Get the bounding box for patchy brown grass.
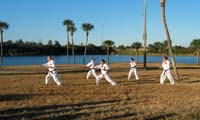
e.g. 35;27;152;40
0;63;200;120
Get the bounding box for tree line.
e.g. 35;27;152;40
1;38;200;57
117;39;200;55
2;39;108;56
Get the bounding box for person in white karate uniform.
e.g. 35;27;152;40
94;59;117;86
86;58;97;79
160;56;175;85
41;56;61;86
128;58;139;80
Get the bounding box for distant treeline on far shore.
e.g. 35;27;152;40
1;39;200;56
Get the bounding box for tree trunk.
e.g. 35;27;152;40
0;29;3;69
197;48;199;64
136;49;139;63
161;0;180;80
71;35;76;65
67;31;69;64
83;32;88;64
107;46;110;64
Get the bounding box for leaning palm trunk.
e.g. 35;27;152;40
71;35;76;65
0;29;3;69
197;48;200;64
161;0;180;80
83;33;88;64
66;31;69;64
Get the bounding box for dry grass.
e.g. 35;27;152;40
0;63;200;120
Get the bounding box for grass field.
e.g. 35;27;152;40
0;63;200;120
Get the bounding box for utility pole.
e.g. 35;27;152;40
143;0;147;70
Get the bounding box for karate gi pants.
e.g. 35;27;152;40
86;69;97;79
96;73;117;86
45;71;61;86
160;70;175;85
128;68;139;80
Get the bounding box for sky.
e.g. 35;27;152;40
0;0;200;47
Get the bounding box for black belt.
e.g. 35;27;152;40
131;66;136;68
164;69;170;72
49;69;56;73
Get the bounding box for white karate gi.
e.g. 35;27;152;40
86;60;97;79
42;60;61;86
160;60;175;85
95;63;117;86
128;61;139;80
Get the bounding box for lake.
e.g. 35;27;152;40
1;55;198;66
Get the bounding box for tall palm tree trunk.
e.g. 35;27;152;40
0;29;3;69
136;49;139;63
83;33;88;64
71;35;76;65
107;46;110;64
161;0;180;80
67;32;69;64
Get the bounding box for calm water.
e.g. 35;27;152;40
2;55;198;66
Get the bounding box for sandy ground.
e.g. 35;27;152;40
0;63;200;120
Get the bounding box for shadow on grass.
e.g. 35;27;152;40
115;75;128;80
0;93;41;102
117;80;159;85
73;80;114;86
0;99;121;120
144;113;176;120
102;113;136;120
181;80;200;83
72;82;96;86
139;66;200;70
0;69;87;76
37;109;122;120
136;80;159;84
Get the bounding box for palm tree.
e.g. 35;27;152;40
160;0;180;80
190;39;200;64
132;42;142;63
81;23;94;64
69;23;77;65
0;21;9;69
63;19;73;64
103;40;114;64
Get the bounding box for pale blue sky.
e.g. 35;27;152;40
0;0;200;47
